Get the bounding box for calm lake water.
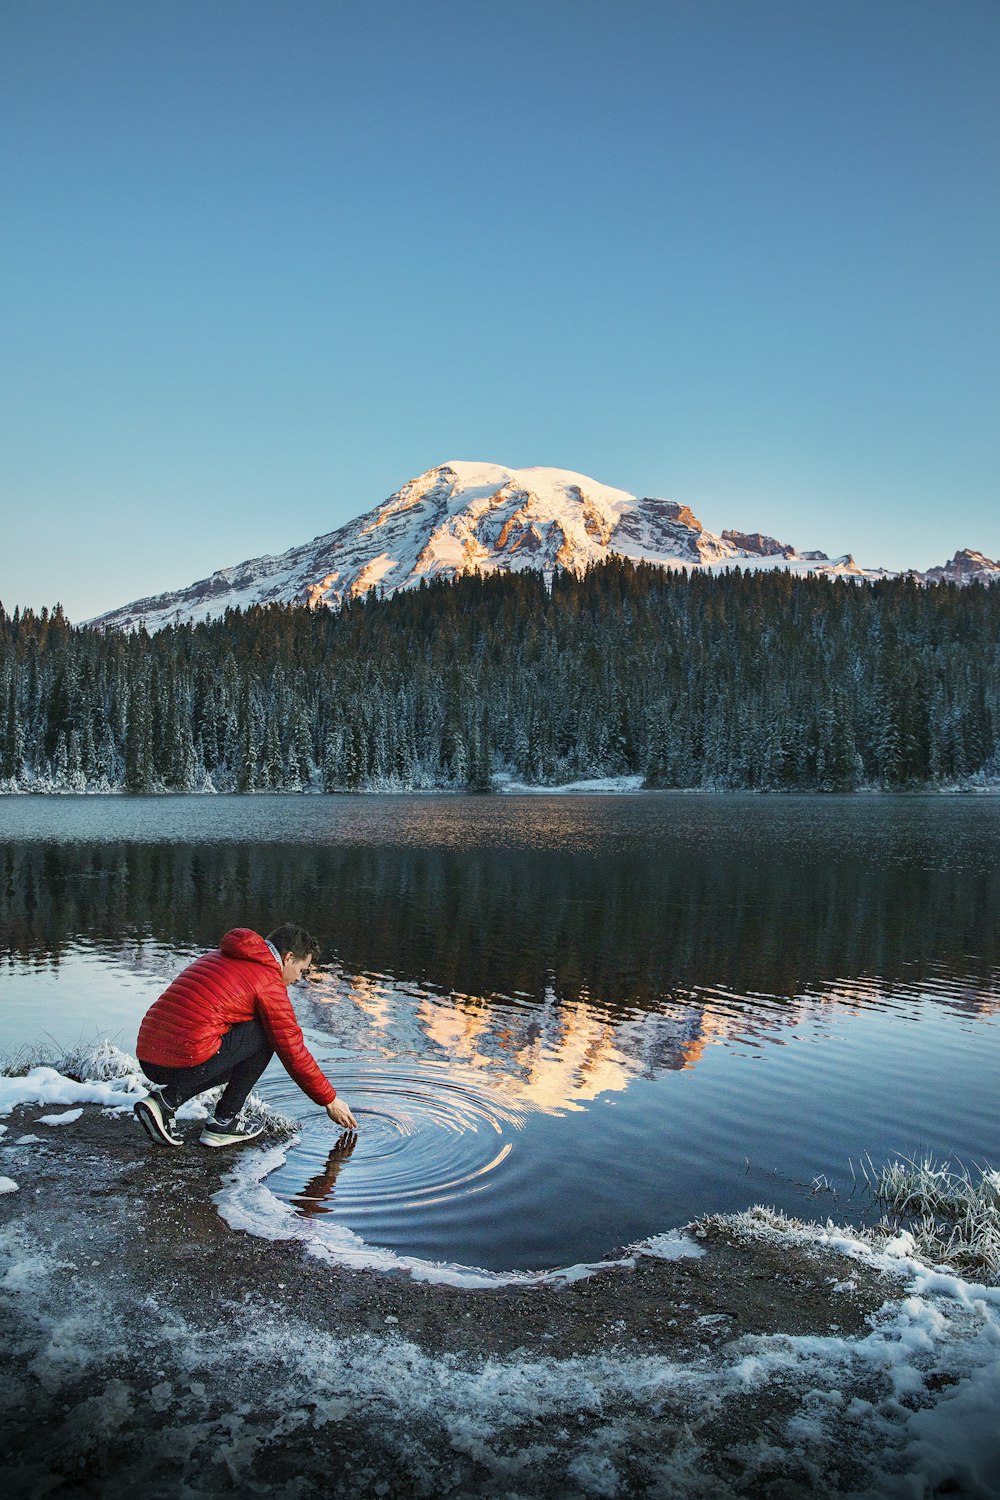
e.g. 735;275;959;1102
3;792;999;1271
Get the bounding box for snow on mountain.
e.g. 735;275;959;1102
921;548;1000;586
84;462;995;631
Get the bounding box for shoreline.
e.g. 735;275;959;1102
3;1100;998;1497
3;780;1000;798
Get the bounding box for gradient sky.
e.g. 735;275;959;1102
2;0;998;621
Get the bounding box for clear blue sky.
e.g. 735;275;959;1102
2;0;998;621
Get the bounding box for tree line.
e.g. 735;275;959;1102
8;831;1000;1006
2;559;999;794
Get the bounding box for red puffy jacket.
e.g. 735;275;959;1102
136;928;336;1107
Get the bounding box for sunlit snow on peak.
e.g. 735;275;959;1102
85;460;998;632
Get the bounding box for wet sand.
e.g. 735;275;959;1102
0;1104;961;1498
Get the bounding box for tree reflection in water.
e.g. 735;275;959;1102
4;827;1000;1016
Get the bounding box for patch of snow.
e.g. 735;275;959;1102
0;1066;144;1117
883;1227;919;1258
175;1095;213;1121
636;1229;707;1261
0;1061;298;1149
543;1257;638;1286
495;774;646;795
0;1176;19;1194
347;552;399;598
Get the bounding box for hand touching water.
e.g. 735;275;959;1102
326;1098;358;1130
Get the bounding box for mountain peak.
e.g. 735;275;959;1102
85;463;998;631
923;549;1000;584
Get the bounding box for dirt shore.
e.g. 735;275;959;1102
0;1104;973;1498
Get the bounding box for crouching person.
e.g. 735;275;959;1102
134;922;357;1148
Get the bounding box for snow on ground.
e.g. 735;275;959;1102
36;1108;85;1126
641;1229;708;1261
495;774;646;795
0;1057;294;1132
0;1065;142;1116
3;1162;1000;1496
3;1070;1000;1495
0;1177;18;1194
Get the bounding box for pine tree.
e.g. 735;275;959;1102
2;677;23;781
124;683;154;793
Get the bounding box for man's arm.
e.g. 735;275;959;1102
255;980;338;1107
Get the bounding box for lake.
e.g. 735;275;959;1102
2;792;999;1272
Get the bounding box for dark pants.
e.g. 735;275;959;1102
140;1019;273;1120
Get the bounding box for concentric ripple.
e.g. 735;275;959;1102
258;1058;525;1227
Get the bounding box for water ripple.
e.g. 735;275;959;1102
260;1060;524;1222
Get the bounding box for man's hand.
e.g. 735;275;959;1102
326;1098;358;1131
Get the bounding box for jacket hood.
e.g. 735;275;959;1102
220;928;278;967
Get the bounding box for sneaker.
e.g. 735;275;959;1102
134;1090;183;1148
198;1116;265;1149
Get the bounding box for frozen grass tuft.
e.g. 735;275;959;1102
237;1090;300;1142
701;1204;835;1239
702;1167;1000;1283
57;1039;145;1084
857;1152;1000;1279
0;1036;142;1082
0;1040;67;1077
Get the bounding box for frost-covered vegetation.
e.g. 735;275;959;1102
734;1158;1000;1283
0;1041;299;1140
0;1036;142;1082
2;560;1000;793
858;1152;1000;1278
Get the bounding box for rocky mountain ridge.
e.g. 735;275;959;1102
87;461;1000;631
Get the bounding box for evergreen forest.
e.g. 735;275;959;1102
2;560;999;795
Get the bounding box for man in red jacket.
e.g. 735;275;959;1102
133;923;357;1148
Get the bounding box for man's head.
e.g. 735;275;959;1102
267;922;319;987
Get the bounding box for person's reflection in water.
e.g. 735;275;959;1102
290;1131;359;1218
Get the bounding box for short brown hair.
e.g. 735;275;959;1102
267;923;319;962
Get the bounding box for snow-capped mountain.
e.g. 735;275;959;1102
86;461;999;631
920;549;1000;586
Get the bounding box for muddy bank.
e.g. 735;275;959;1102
0;1104;989;1498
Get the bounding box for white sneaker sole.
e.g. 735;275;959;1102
198;1124;265;1148
134;1098;183;1148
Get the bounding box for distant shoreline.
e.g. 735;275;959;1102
4;779;1000;798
